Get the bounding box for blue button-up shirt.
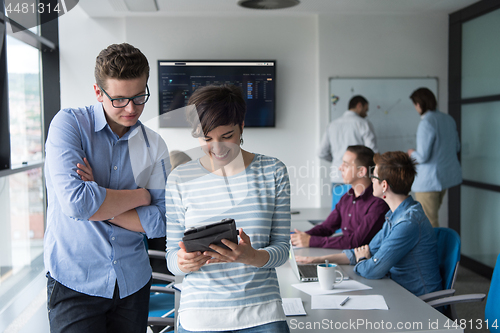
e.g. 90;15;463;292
344;196;442;296
44;103;169;299
411;110;462;192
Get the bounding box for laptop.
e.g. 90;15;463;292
289;244;319;282
289;243;349;282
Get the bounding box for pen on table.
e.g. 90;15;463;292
340;297;350;306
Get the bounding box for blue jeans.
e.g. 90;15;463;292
177;320;290;333
46;272;151;333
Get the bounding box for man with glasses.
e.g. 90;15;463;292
291;145;388;249
44;43;169;332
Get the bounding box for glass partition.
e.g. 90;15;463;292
461;101;500;186
461;185;500;268
461;8;500;99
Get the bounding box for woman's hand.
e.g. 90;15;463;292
76;157;94;182
205;228;270;267
177;241;212;273
354;244;371;262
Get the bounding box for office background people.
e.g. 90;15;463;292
291;145;388;249
44;43;169;332
318;95;378;209
166;85;291;333
407;87;462;227
297;151;442;297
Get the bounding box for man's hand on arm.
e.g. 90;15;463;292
77;158;151;232
291;229;311;248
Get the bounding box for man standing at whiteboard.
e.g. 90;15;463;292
318;95;378;209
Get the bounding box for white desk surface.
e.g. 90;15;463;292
174;211;462;333
281;219;463;333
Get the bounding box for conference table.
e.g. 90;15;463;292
283;208;463;333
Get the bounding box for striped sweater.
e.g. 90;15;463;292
166;154;290;329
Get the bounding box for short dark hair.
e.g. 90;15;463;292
187;85;246;137
95;43;149;89
348;95;368;110
346;145;375;172
410;88;437;114
373;151;417;195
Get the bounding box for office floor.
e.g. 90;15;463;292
3;266;490;333
454;266;491;333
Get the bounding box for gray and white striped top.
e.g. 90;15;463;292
166;154;291;330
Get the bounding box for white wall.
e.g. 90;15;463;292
59;8;452;225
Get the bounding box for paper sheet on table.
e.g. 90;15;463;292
282;298;307;316
311;295;388;310
291;280;372;295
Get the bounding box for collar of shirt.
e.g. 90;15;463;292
344;110;361;119
93;102;142;140
385;196;416;225
346;183;374;201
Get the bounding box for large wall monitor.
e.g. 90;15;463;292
158;61;276;128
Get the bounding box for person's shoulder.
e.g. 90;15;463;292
167;159;202;184
51;105;95;128
253;153;285;167
251;154;288;176
398;201;428;226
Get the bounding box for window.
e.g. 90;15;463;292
7;34;43;166
0;0;60;323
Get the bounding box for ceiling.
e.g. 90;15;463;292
79;0;480;18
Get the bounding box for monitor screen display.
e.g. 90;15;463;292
158;61;276;128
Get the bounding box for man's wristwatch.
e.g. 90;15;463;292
357;257;367;263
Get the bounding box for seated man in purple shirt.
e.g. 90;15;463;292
291;145;389;249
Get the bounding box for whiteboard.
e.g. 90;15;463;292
329;77;438;153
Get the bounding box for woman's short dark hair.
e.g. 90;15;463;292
187;85;246;137
373;151;417;195
410;88;437;114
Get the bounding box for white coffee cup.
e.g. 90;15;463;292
317;263;344;290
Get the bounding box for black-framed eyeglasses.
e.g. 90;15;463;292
99;85;150;108
370;175;383;182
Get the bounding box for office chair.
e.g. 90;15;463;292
144;237;177;333
419;228;461;302
485;254;500;332
419;228;485;319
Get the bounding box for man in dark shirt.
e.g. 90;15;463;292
291;145;389;249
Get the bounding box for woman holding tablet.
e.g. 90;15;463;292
297;151;442;297
166;85;291;332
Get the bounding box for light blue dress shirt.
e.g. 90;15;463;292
44;102;169;299
344;196;442;296
411;110;462;192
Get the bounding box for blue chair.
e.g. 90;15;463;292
419;228;461;302
420;228;485;319
147;249;176;333
143;237;177;333
419;228;461;319
485;254;500;332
